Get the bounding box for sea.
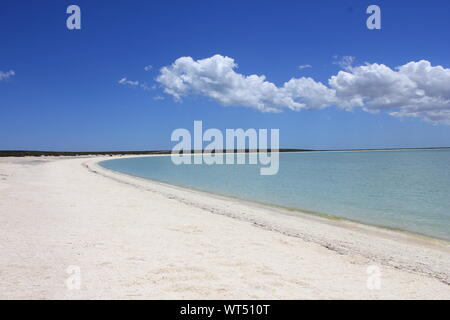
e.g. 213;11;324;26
100;149;450;241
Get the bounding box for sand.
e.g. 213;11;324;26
0;155;449;299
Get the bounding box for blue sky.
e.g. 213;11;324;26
1;0;450;151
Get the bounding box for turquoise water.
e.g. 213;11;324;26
100;150;450;241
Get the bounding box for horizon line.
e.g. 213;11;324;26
1;147;450;157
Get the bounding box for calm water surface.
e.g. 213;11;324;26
100;150;450;241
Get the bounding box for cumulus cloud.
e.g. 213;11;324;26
329;60;450;123
0;70;15;81
156;55;450;124
144;65;153;71
156;55;316;112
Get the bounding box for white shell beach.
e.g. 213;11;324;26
0;155;449;299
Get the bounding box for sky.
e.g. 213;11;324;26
1;0;450;151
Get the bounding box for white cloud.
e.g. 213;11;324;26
283;77;336;109
144;65;153;71
139;82;155;91
156;55;316;112
156;55;450;124
329;60;450;123
333;55;355;71
298;64;312;70
118;76;156;92
118;77;139;86
0;70;15;81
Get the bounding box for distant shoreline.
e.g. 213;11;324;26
1;147;449;157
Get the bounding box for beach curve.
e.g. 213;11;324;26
0;155;449;299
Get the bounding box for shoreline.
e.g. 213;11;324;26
1;155;449;299
91;156;450;284
98;155;450;244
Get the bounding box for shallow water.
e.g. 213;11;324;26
100;150;450;241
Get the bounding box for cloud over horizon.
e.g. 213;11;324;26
155;55;450;124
